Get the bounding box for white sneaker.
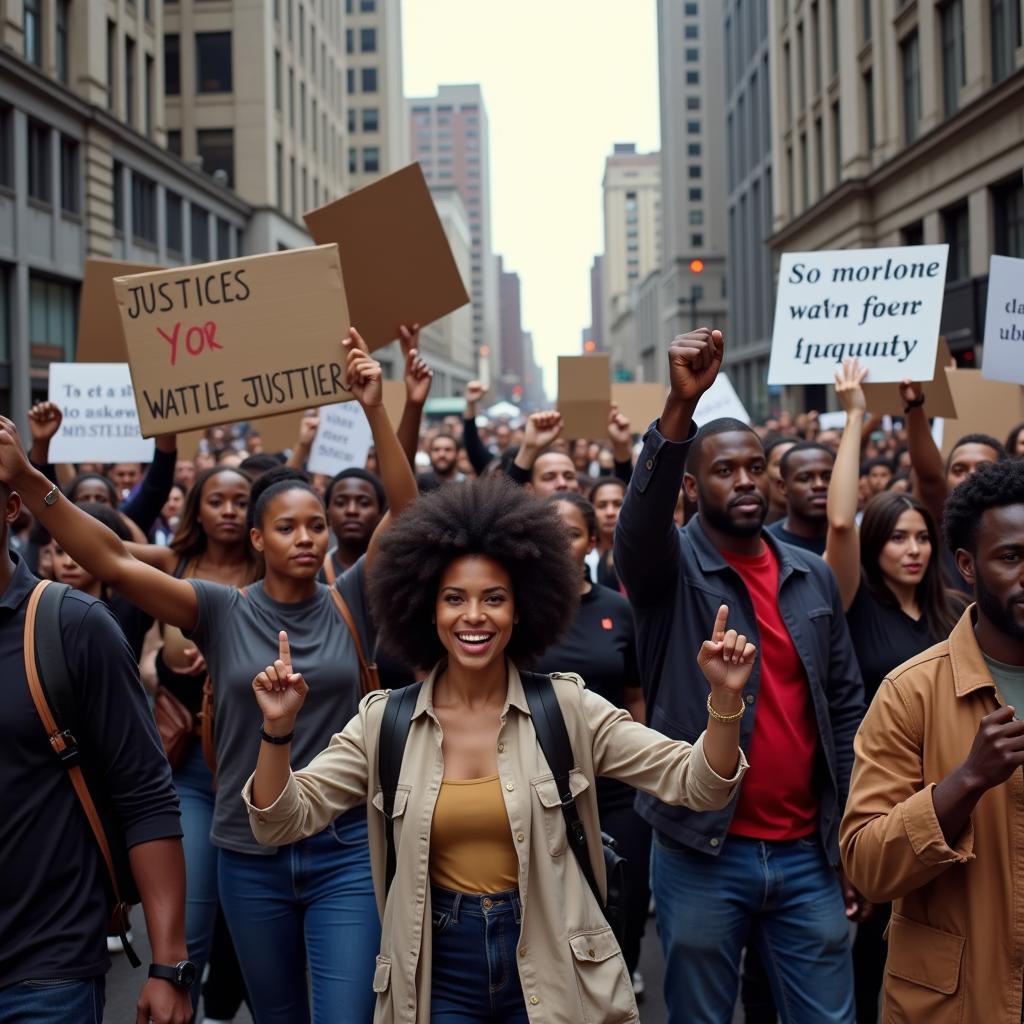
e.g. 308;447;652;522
632;970;645;1001
106;929;134;953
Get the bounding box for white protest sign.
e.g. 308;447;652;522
767;245;948;386
817;410;847;431
306;402;373;476
48;363;155;463
982;255;1024;385
694;372;750;424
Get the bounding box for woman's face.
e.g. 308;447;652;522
161;486;185;523
554;501;594;570
591;482;625;542
198;471;250;545
252;488;329;577
36;541;55;580
328;479;382;549
1014;430;1024;458
879;508;932;591
72;479;113;507
53;542;97;593
435;555;515;674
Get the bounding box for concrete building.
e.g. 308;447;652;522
588;253;605;352
498;255;525;400
0;0;248;423
724;0;774;419
601;143;661;379
767;0;1024;410
344;0;406;191
409;84;499;378
647;0;729;386
520;329;546;408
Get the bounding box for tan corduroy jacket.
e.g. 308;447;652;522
243;663;746;1024
840;608;1024;1024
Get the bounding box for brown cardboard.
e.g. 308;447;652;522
558;354;611;438
175;410;305;460
114;245;353;437
611;383;667;431
380;379;406;431
861;339;958;418
939;370;1024;458
303;164;470;353
77;258;164;362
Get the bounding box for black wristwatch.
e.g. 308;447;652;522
148;960;197;990
903;394;926;414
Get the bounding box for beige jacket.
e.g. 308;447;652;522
244;663;746;1023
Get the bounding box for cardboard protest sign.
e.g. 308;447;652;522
939;370;1024;458
861;339;958;418
767;245;948;386
381;379;406;430
47;363;155;463
114;245;352;436
306;403;374;476
558;355;611;439
304;164;470;352
175;410;305;460
694;372;750;425
982;255;1024;385
77;258;163;362
610;383;666;431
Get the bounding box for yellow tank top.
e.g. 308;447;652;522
429;775;520;894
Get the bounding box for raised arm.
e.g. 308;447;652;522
508;412;564;486
462;380;493;476
120;434;178;534
285;410;321;470
394;325;430;469
899;379;947;529
607;403;634;485
0;417;198;631
824;358;867;611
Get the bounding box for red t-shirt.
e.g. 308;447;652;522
722;543;819;840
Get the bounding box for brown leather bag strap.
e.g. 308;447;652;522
328;587;379;696
22;581;126;909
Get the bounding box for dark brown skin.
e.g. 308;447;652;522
778;449;833;538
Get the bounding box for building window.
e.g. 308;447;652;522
298;3;304;57
796;22;806;110
197;129;234;188
125;37;135;126
941;1;965;117
993;177;1024;258
348;148;357;174
59;136;79;214
800;131;809;208
862;0;872;40
686;96;700;110
863;69;875;150
56;0;70;83
107;20;116;110
684;2;698;13
901;220;925;247
689;210;704;225
312;98;317;152
691;233;704;247
0;106;12;188
196;32;232;93
348;107;356;133
301;167;307;208
686;119;700;134
166;191;183;255
829;0;839;77
190;206;210;261
287;0;293;41
360;0;376;10
902;31;921;144
24;0;42;66
688;165;702;179
831;101;841;182
131;173;157;245
276;143;284;209
27;121;51;204
289;68;294;125
345;28;353;54
145;55;154;136
289;155;296;216
688;142;702;156
361;27;377;52
29;275;77;365
686;70;699;84
363;147;380;173
942;203;969;282
811;3;821;94
814;118;825;198
217;218;231;259
165;35;180;95
167;130;181;156
361;67;378;93
991;0;1021;84
685;25;698;39
685;48;699;62
274;49;282;110
361;107;379;132
346;68;355;94
112;160;124;232
689;188;702;201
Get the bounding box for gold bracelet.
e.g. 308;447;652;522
707;691;745;724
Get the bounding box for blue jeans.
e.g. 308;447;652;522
217;809;379;1024
430;885;529;1023
651;832;854;1024
0;977;104;1023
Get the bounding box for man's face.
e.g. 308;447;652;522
109;463;141;492
780;450;833;524
964;505;1024;644
947;443;1001;491
867;464;893;494
571;439;590;471
766;442;796;516
429;437;458;476
495;425;511;451
529;453;579;497
685;431;769;538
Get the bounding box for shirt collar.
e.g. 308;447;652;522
412;659;532;720
949;605;999;698
686;515;811;578
0;551;38;614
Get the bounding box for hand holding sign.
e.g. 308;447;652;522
344;329;383;408
252;630;309;730
698;605;758;697
668;328;725;404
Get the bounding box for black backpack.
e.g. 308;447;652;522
377;671;628;943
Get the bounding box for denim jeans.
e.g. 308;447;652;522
650;832;854;1024
430;885;530;1023
0;977;104;1023
217;808;379;1024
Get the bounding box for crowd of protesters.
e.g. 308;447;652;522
1;323;1023;1024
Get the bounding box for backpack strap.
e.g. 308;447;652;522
23;580;140;967
328;586;380;695
378;682;423;895
520;670;603;908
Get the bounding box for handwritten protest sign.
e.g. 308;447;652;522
558;355;611;438
982;255;1024;386
114;246;352;436
767;245;948;386
77;258;163;362
306;403;374;476
48;363;155;463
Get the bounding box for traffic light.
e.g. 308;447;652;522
689;258;705;274
583;339;596;353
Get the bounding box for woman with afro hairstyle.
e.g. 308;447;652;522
245;475;751;1024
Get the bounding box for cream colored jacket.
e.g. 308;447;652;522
243;663;747;1023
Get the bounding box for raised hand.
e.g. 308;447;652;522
397;323;422;360
523;411;564;451
0;416;34;485
343;328;383;408
607;403;632;447
465;379;488;410
698;604;757;696
297;409;321;447
28;402;63;443
668;328;725;403
404;347;434;406
834;357;868;415
898;379;923;409
252;630;309;730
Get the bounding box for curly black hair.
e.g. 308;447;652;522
943;459;1024;554
367;476;580;669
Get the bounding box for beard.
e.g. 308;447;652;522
699;488;767;538
975;572;1024;643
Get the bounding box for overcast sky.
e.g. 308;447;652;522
402;1;661;399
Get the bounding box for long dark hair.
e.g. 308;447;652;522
859;491;961;639
170;466;263;580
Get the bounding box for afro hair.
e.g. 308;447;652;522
943;459;1024;555
367;476;580;669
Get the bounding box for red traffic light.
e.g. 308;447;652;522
689;259;705;273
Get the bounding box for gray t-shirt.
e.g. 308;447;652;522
984;653;1024;716
186;558;371;854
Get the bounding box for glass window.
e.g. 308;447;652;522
360;27;376;52
862;0;872;40
348;147;357;174
685;48;699;62
165;35;180;95
190;206;210;261
686;70;699;84
29;275;77;365
113;160;124;232
274;49;282;110
298;3;304;57
361;107;379;132
60;136;79;214
361;67;377;92
689;210;704;225
829;0;839;77
131;173;157;244
167;130;181;156
942;203;970;281
125;37;135;126
363;147;380;173
991;0;1022;83
347;107;356;133
217;218;231;259
166;191;183;254
687;96;700;110
688;142;702;156
107;20;116;110
863;69;875;150
901;220;924;247
832;101;841;182
941;0;966;117
196;32;232;93
24;0;41;66
360;0;375;10
902;31;921;144
289;68;294;125
686;119;700;134
689;188;702;201
300;82;306;138
691;233;704;247
27;120;50;204
688;165;702;179
197;129;234;188
685;2;698;13
346;29;354;55
685;25;698;39
276;143;284;209
56;0;70;83
993;177;1024;258
811;3;821;94
346;68;354;94
797;23;806;109
815;118;825;198
0;106;13;188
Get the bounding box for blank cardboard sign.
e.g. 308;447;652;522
558;355;611;438
114;245;352;436
861;339;958;419
611;383;666;431
939;370;1024;458
77;258;164;362
175;410;305;460
304;164;470;352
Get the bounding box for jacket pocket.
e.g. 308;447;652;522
568;927;637;1023
530;769;591;857
371;955;392;994
884;914;965;1022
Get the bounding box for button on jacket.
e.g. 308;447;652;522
614;420;865;865
841;608;1024;1024
243;663;746;1023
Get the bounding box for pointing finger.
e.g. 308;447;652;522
711;604;729;642
279;630;291;666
